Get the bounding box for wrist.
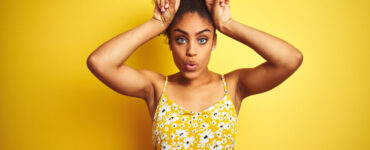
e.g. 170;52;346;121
218;19;234;34
149;18;168;35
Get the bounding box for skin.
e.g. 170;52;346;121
86;0;303;121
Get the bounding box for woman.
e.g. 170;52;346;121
87;0;303;149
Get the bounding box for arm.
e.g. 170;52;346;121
221;19;303;99
86;0;180;100
87;19;165;99
207;0;303;99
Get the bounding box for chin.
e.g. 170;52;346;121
180;70;199;80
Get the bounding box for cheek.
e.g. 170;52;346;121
172;51;184;68
201;53;212;64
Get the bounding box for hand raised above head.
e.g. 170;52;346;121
152;0;181;27
205;0;232;31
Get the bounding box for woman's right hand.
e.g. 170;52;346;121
152;0;180;28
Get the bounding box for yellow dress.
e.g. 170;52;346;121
152;74;238;150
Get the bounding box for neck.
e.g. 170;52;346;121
174;69;217;87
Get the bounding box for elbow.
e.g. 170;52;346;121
87;54;102;73
292;50;303;69
284;50;303;70
87;54;117;74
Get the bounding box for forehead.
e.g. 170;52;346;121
170;12;214;35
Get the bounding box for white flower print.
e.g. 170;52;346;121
225;100;232;110
211;120;217;125
181;117;187;122
228;116;234;122
152;83;238;149
217;122;225;131
200;122;209;129
165;113;179;125
161;133;167;140
222;138;227;144
221;111;227;117
161;141;172;150
192;129;197;134
161;97;167;103
172;105;178;111
170;133;175;140
211;111;220;120
224;122;230;130
184;136;195;149
211;140;223;150
158;103;171;120
174;140;183;149
199;129;214;146
227;134;231;138
176;129;189;138
215;130;222;138
171;141;176;146
231;142;236;148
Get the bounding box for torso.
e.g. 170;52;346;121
145;71;242;122
150;72;241;149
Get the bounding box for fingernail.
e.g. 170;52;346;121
161;7;165;12
165;3;169;8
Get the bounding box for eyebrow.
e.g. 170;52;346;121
174;28;211;36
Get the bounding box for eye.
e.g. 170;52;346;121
198;38;208;44
176;37;187;44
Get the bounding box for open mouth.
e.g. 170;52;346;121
185;63;198;71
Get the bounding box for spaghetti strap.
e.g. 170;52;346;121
163;76;168;93
221;74;228;94
159;76;168;101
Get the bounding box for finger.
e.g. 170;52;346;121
156;0;160;10
160;0;165;12
216;0;222;7
215;0;222;8
225;0;230;5
165;0;169;9
169;0;174;8
220;0;225;7
169;0;180;12
168;0;175;11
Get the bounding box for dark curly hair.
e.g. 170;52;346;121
163;0;216;39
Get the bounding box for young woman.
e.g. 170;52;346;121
87;0;303;149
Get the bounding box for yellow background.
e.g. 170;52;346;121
1;0;369;149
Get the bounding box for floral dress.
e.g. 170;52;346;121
152;74;238;150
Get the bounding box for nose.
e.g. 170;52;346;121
186;40;197;57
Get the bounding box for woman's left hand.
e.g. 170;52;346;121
205;0;232;32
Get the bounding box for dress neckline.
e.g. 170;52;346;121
161;74;229;114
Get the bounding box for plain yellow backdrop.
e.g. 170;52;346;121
0;0;369;150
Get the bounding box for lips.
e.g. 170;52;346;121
185;61;198;71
